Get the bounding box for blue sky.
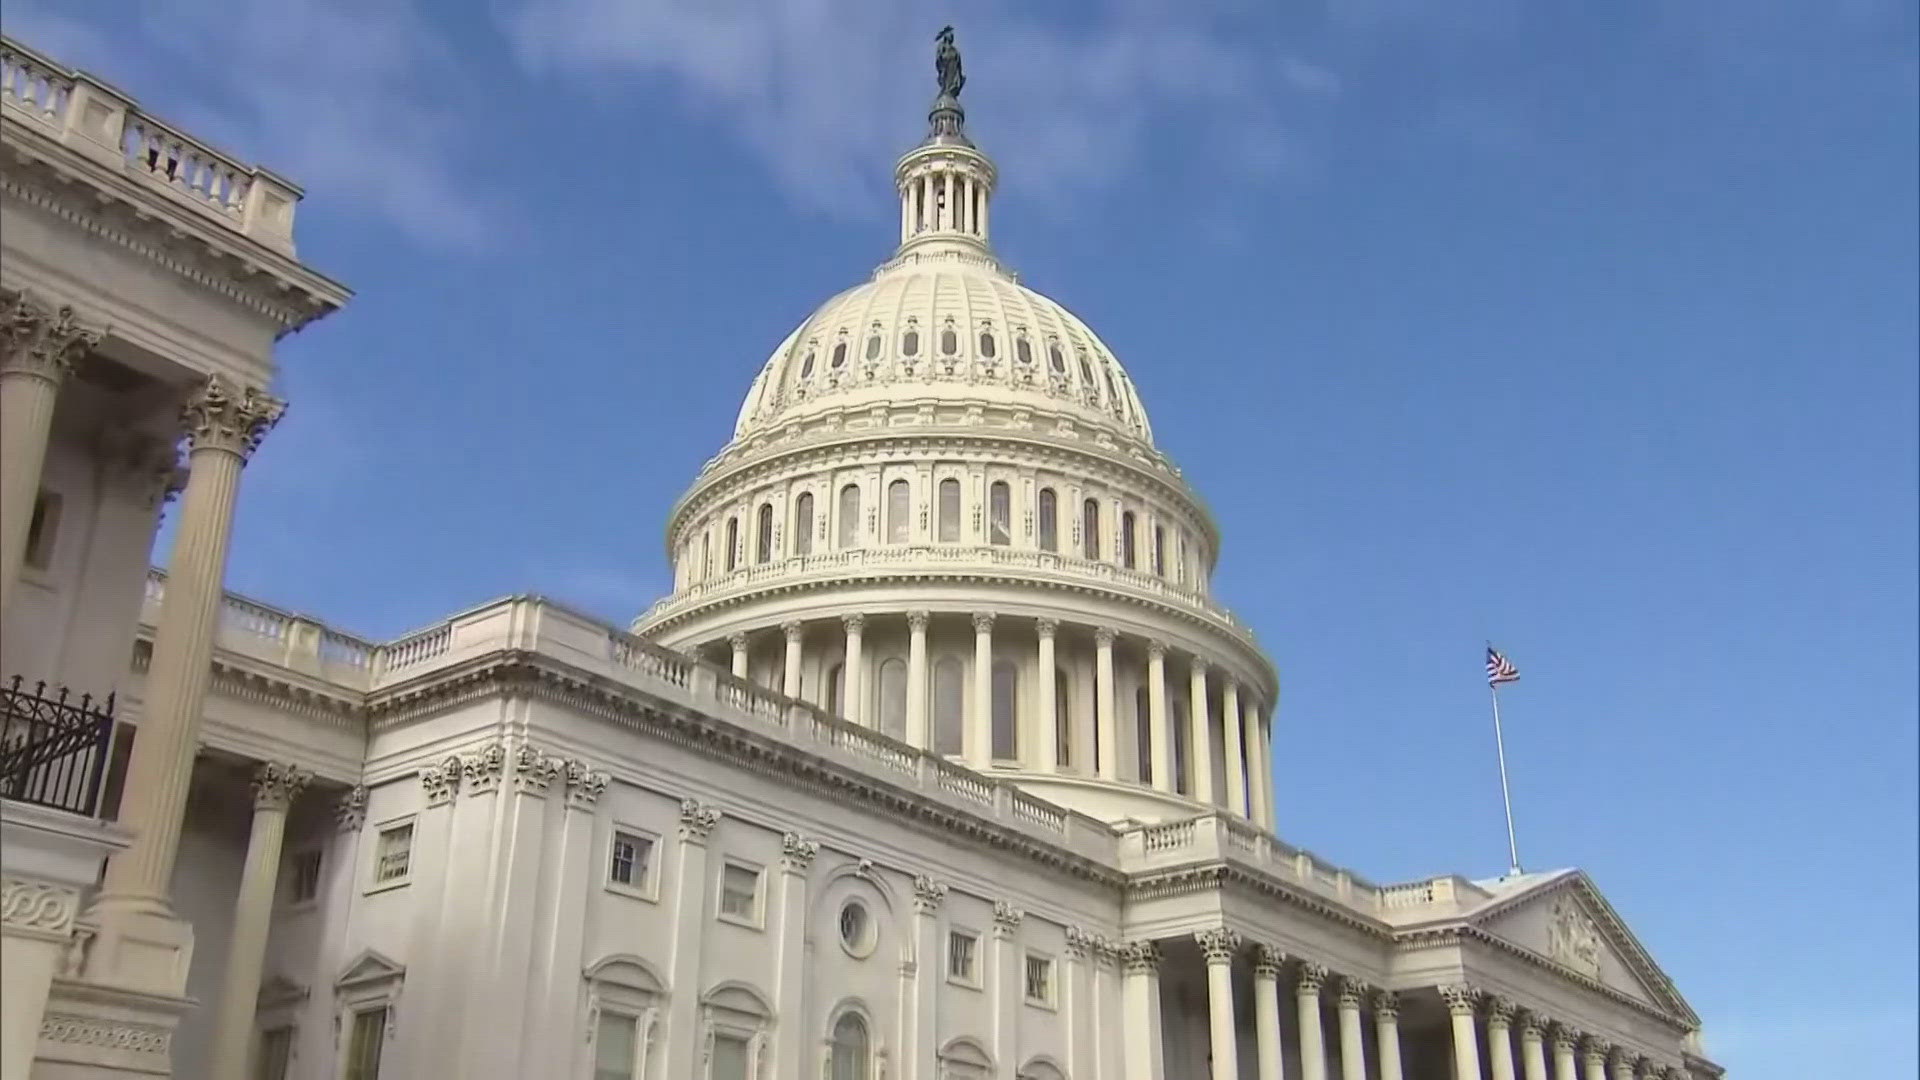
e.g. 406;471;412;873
8;1;1915;1073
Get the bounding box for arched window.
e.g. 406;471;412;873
937;478;961;542
988;481;1011;546
756;504;774;563
793;493;814;557
1077;352;1098;398
701;533;712;578
798;348;816;379
837;484;861;549
1104;369;1120;403
1050;342;1067;374
991;660;1018;761
831;341;848;369
902;327;920;356
829;1013;871;1080
1172;702;1190;796
825;663;844;717
933;658;964;755
877;659;907;741
939;326;958;355
865;333;882;360
1055;668;1071;768
1134;686;1152;783
1120;511;1137;569
1016;335;1034;366
725;517;740;572
1152;524;1166;577
1036;488;1058;552
886;479;910;544
1175;531;1187;584
978;330;996;358
1082;499;1101;561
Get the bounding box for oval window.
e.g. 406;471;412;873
799;349;816;378
902;329;920;356
831;342;847;368
1016;337;1033;365
865;334;881;360
939;328;958;356
1049;344;1066;372
839;900;875;956
978;331;996;359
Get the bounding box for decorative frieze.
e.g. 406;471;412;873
779;832;819;873
334;785;368;832
250;762;310;811
1194;927;1240;964
38;1014;171;1055
1;877;80;937
180;374;285;460
678;799;722;842
911;874;947;914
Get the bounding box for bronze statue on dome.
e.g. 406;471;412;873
935;26;965;99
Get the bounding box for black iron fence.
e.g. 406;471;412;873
0;675;115;816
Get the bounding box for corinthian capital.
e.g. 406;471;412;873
911;874;947;914
1437;983;1479;1016
1337;975;1369;1009
251;762;311;811
1;292;98;381
1296;961;1329;994
678;798;722;842
971;611;995;634
1194;927;1241;964
181;375;285;459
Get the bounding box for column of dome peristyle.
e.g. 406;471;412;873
89;375;284;992
0;292;99;618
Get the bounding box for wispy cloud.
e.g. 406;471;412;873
502;0;1336;215
1;0;500;252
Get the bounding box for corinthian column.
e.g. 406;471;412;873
1221;677;1246;815
782;621;804;700
1519;1012;1550;1080
1146;640;1171;792
1094;627;1118;779
1440;985;1484;1080
1195;928;1241;1080
1296;962;1329;1080
1552;1027;1582;1080
1188;659;1215;803
1581;1037;1611;1080
1251;946;1284;1080
1336;977;1369;1080
842;614;865;725
1373;991;1404;1080
1488;996;1518;1080
1120;941;1165;1080
1036;619;1059;772
92;377;283;982
209;763;310;1080
969;612;994;766
905;611;929;747
0;293;97;616
729;632;750;679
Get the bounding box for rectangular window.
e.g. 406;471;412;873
24;490;61;570
373;823;413;885
285;849;322;905
343;1008;386;1080
593;1011;638;1080
254;1026;294;1080
718;863;762;923
609;831;655;890
1024;954;1054;1006
947;930;978;983
711;1033;752;1080
988;481;1011;545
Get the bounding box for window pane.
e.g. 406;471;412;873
794;493;814;557
1025;955;1053;1003
1037;488;1057;552
932;658;964;755
837;485;860;548
593;1012;637;1080
886;479;910;544
1082;499;1100;561
712;1034;751;1080
878;659;907;740
256;1026;294;1080
948;931;977;980
375;825;412;883
610;832;652;887
725;518;739;571
1120;512;1137;569
991;661;1018;760
1152;525;1165;577
756;505;774;563
831;1014;870;1080
937;479;961;542
988;482;1011;546
720;865;760;919
344;1009;386;1080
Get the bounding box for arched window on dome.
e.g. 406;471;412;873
1049;341;1067;375
988;482;1011;546
756;504;774;564
798;347;817;380
977;330;996;359
877;659;907;741
1152;524;1166;577
1134;686;1152;784
1172;702;1191;796
902;325;920;357
829;1013;871;1080
1016;334;1034;367
831;341;848;369
939;326;959;356
1104;369;1120;406
1175;531;1188;586
1036;488;1058;553
1120;511;1137;570
865;331;882;361
837;484;861;549
991;660;1018;761
1082;499;1101;561
825;662;844;717
937;479;961;543
701;533;712;579
933;657;964;755
793;493;814;557
725;517;740;572
1055;667;1072;769
886;479;910;544
1076;352;1098;399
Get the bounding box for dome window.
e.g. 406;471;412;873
1076;352;1098;399
978;331;996;359
793;493;814;557
1050;343;1067;374
939;328;958;356
831;342;848;369
865;334;882;361
1016;335;1033;366
1037;488;1058;552
988;481;1011;546
799;348;816;379
1104;369;1120;404
902;325;920;356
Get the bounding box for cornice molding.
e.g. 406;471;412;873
1125;862;1393;941
1393;924;1692;1032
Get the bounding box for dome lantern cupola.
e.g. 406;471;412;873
894;27;996;256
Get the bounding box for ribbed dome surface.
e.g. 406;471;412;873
732;248;1154;447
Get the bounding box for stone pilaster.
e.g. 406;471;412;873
208;763;309;1080
772;833;818;1077
990;900;1024;1073
908;875;947;1080
663;799;721;1077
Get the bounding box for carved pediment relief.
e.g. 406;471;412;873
1474;874;1683;1016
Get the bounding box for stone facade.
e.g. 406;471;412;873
0;30;1723;1080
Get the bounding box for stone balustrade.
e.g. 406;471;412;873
1;35;301;254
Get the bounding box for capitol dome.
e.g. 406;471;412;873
635;56;1281;829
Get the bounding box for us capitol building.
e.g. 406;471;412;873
0;28;1724;1080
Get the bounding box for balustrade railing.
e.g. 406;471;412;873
0;676;115;816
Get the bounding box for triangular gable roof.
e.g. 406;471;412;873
1463;869;1699;1027
335;949;405;992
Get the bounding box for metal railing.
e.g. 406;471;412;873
0;676;115;816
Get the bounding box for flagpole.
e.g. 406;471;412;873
1489;674;1522;878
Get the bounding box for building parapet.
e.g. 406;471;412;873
1;35;302;256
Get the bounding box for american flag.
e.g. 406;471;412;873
1486;646;1520;687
